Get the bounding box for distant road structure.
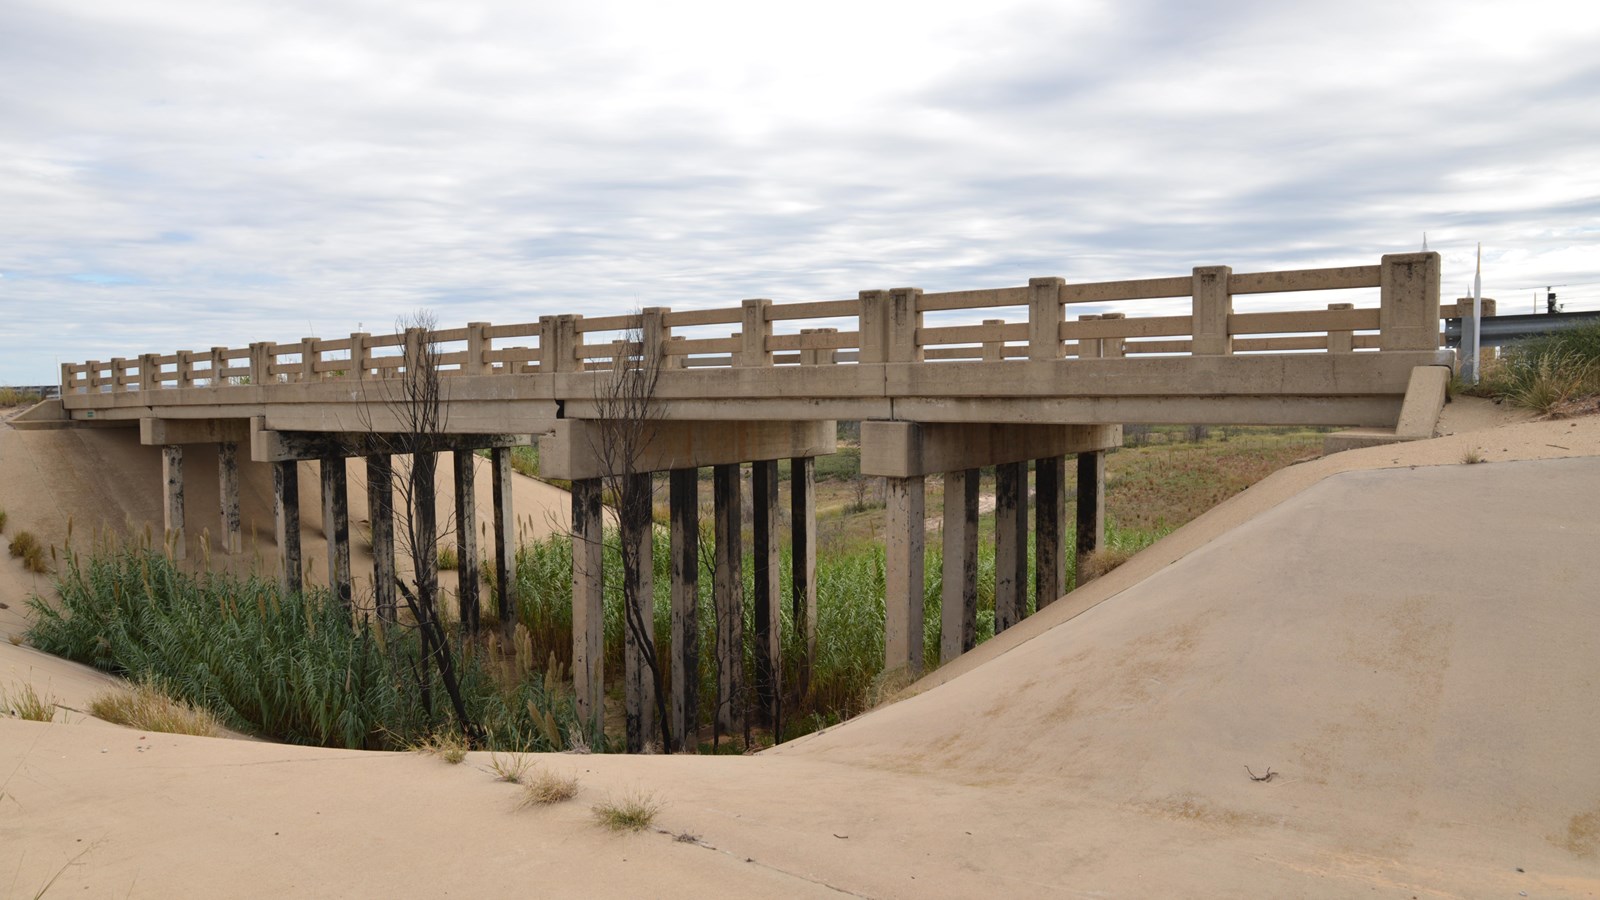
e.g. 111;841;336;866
1444;309;1600;349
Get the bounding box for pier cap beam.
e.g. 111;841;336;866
859;421;1122;478
538;419;836;481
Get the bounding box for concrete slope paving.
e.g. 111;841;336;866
771;456;1600;895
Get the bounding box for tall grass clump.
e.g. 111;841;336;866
26;541;575;751
1477;323;1600;414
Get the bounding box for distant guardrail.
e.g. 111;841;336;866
1443;310;1600;349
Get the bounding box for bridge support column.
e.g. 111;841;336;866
162;445;185;560
217;442;242;554
321;458;352;608
941;468;979;663
994;462;1028;633
621;471;656;752
669;468;700;751
1035;455;1066;609
571;477;604;743
490;447;517;637
274;461;302;596
712;463;744;739
752;461;782;734
1075;450;1106;585
367;455;396;622
884;475;925;675
791;456;817;698
453;451;480;633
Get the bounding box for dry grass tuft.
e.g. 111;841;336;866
0;386;42;407
2;681;57;722
89;681;222;736
436;544;459;571
520;769;580;807
412;728;470;764
488;752;533;783
591;788;662;831
1079;546;1136;581
8;530;50;573
1460;448;1485;465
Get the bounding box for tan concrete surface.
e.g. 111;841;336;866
4;402;1599;897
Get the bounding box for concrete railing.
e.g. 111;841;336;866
60;253;1448;395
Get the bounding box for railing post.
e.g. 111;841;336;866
177;351;196;387
466;322;492;376
1078;314;1103;359
110;357;126;392
86;361;102;393
887;288;924;363
209;347;228;386
403;328;425;375
1100;312;1126;358
540;314;582;373
139;353;160;391
59;363;74;396
981;319;1005;361
642;307;670;369
664;335;686;370
248;343;272;385
1191;265;1233;356
299;337;318;383
1327;303;1355;353
1379;252;1441;351
348;333;369;380
858;290;889;365
1028;277;1066;360
740;299;773;367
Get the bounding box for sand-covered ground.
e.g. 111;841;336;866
3;400;1599;897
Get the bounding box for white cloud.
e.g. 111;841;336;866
1;0;1597;382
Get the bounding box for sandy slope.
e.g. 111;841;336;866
4;401;1600;897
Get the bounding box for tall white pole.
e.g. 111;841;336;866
1471;243;1483;385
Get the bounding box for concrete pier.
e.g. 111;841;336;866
941;468;979;663
452;451;480;632
366;454;396;621
791;456;817;696
162;445;184;560
217;441;242;554
752;460;781;732
1035;455;1066;609
669;467;700;750
273;460;302;596
490;447;517;635
571;477;604;742
712;463;744;737
621;471;656;752
884;475;925;675
320;458;352;607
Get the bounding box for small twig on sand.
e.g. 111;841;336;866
1245;766;1276;783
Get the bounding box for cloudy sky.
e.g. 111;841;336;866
3;0;1597;383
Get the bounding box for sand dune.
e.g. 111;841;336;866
4;403;1599;897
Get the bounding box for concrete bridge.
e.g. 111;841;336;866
31;250;1458;748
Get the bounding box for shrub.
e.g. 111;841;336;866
0;507;8;533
